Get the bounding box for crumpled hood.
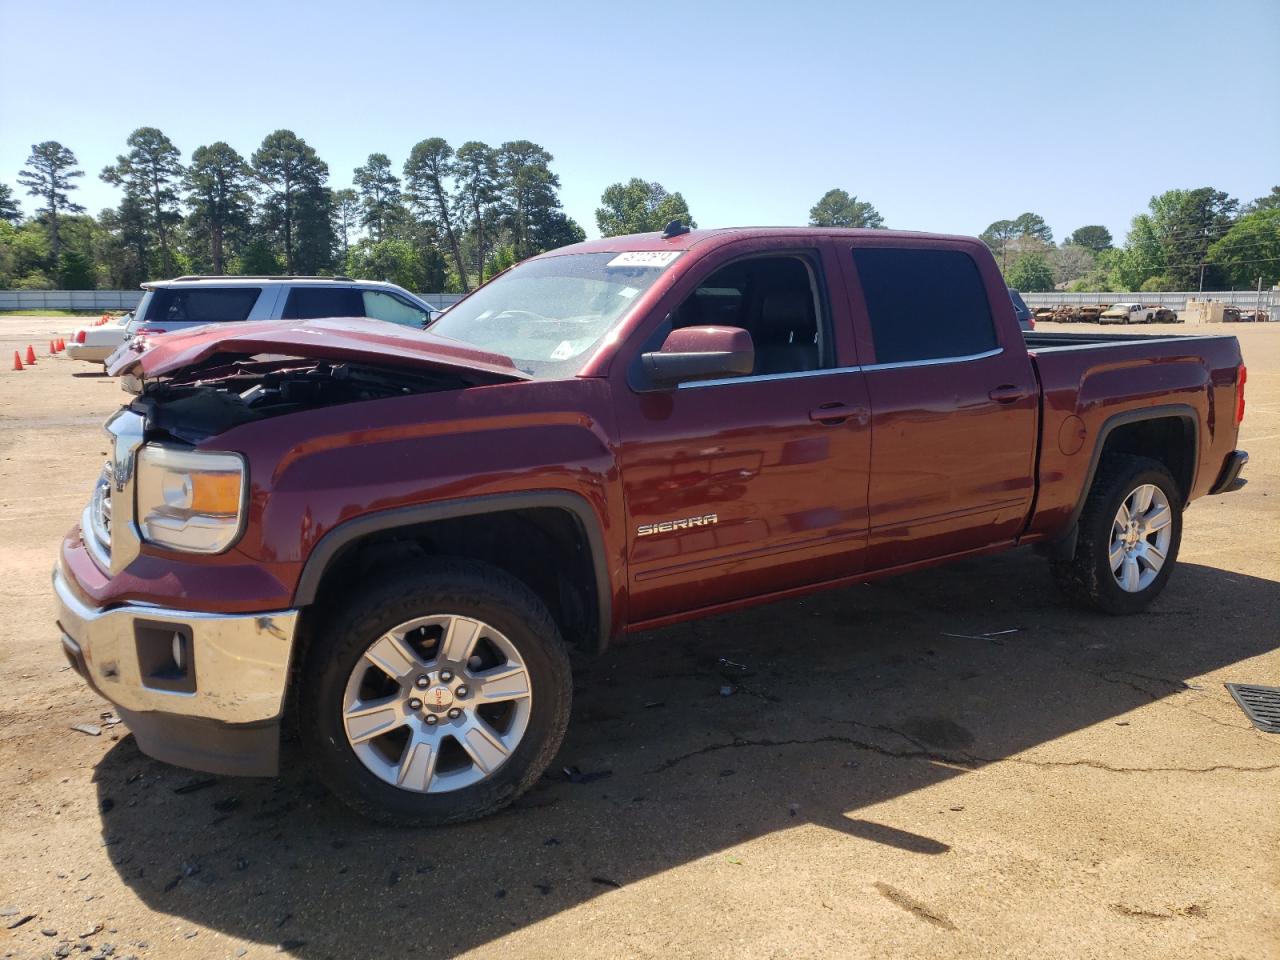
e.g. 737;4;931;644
107;317;530;384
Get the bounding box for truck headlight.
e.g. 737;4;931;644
135;445;247;553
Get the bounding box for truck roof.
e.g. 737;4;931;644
542;226;982;257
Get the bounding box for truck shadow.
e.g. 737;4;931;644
92;551;1279;957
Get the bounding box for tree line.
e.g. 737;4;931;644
2;134;1276;294
0;130;678;293
980;187;1280;293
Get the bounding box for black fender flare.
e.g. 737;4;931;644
292;491;613;649
1039;403;1199;560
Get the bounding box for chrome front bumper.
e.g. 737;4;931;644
53;564;299;725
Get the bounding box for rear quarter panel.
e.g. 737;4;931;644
1026;334;1243;540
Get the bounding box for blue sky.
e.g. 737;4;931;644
1;0;1277;245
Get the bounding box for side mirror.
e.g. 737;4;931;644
640;325;754;388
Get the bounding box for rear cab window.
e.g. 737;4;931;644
144;287;262;324
851;248;997;364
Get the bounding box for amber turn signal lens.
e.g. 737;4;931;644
190;471;242;515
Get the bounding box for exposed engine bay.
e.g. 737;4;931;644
128;356;471;443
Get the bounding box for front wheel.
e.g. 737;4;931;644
1051;454;1183;614
300;558;572;826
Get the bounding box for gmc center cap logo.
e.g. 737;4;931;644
426;685;454;710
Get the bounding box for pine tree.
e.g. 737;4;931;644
17;141;85;265
101;127;185;274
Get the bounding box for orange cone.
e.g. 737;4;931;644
12;352;23;371
25;345;36;364
57;337;65;351
49;340;57;356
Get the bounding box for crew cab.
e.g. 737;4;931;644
1100;302;1159;324
53;226;1249;826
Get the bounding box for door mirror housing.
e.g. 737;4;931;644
640;326;754;388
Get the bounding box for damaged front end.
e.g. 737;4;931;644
126;355;475;444
107;317;531;442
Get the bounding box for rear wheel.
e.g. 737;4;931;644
300;558;572;825
1051;454;1182;614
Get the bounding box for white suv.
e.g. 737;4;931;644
70;276;441;366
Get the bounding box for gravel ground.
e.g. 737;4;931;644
0;317;1277;960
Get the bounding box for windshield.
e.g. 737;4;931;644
426;252;679;378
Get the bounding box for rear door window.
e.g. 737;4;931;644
362;290;431;328
282;287;364;319
144;287;261;324
851;248;997;364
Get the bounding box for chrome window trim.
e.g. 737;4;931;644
676;347;1004;390
861;346;1003;372
678;365;862;390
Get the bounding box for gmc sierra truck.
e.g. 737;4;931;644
53;226;1249;825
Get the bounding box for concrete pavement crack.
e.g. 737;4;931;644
648;733;1280;777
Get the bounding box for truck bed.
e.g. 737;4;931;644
1022;329;1244;543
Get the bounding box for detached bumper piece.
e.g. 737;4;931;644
1209;450;1248;494
53;565;300;776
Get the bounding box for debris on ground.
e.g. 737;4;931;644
70;723;102;736
172;776;218;795
719;685;735;697
941;627;1024;643
590;876;622;889
558;765;612;785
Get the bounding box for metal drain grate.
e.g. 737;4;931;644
1225;684;1280;733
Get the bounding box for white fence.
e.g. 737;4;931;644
1022;290;1279;311
0;289;467;312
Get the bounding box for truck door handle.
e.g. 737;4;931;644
988;385;1029;404
809;402;864;424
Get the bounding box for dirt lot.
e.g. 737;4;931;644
1;318;1277;960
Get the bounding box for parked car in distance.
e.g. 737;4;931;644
1008;288;1034;331
66;312;132;364
119;275;439;346
1153;307;1180;323
57;225;1249;826
1100;302;1159;324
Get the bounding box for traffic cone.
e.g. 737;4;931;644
25;345;36;364
12;352;23;371
57;337;65;351
49;340;57;356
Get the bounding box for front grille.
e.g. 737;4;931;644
85;462;113;567
82;409;146;575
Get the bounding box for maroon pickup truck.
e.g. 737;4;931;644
53;226;1249;825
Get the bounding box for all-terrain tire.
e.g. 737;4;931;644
1050;454;1183;614
300;558;572;826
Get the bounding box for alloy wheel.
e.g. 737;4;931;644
341;614;532;793
1109;483;1173;592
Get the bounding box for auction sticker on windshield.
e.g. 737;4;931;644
607;251;682;268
